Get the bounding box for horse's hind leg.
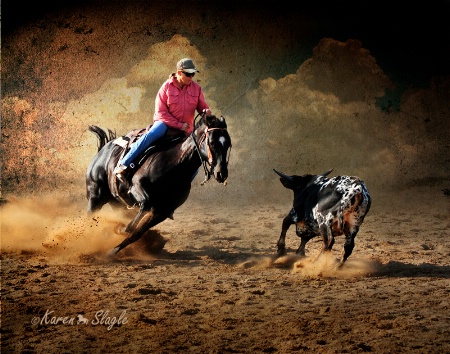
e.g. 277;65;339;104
87;182;109;213
107;209;165;256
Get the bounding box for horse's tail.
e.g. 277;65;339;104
88;125;116;152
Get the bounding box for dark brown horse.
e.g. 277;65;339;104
86;114;231;256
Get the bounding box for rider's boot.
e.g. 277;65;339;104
114;164;129;183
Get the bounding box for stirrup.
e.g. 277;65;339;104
116;172;127;183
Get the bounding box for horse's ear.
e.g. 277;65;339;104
204;114;213;127
219;115;227;128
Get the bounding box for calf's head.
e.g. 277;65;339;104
273;169;333;191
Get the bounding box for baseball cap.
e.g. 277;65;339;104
177;58;199;73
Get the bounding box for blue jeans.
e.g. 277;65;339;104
120;120;199;180
120;120;168;167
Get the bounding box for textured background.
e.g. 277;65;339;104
2;0;449;206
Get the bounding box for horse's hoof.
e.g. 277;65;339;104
337;261;346;269
114;223;127;235
106;247;120;257
276;249;287;258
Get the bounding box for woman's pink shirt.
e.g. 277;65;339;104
153;75;209;134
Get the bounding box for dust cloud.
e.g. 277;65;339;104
291;253;381;279
237;251;381;279
0;194;153;263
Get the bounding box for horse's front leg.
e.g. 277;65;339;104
107;208;166;256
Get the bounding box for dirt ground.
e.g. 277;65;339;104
2;187;450;353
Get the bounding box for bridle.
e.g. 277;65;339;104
191;113;232;185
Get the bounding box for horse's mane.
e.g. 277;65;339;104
194;114;206;129
194;114;226;130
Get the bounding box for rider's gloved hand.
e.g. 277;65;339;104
181;122;190;132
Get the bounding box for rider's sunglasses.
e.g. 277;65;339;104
182;71;195;78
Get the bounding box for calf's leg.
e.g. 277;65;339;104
295;228;315;256
277;214;294;256
320;223;335;252
342;226;359;264
295;237;310;256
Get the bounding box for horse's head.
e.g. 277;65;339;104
196;114;232;184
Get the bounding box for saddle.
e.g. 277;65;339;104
113;125;185;175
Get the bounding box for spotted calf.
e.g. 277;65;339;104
274;168;371;265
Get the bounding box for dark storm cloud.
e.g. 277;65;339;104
3;0;449;81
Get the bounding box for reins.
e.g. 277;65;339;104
191;113;210;184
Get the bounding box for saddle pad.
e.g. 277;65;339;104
113;136;129;148
112;127;147;149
